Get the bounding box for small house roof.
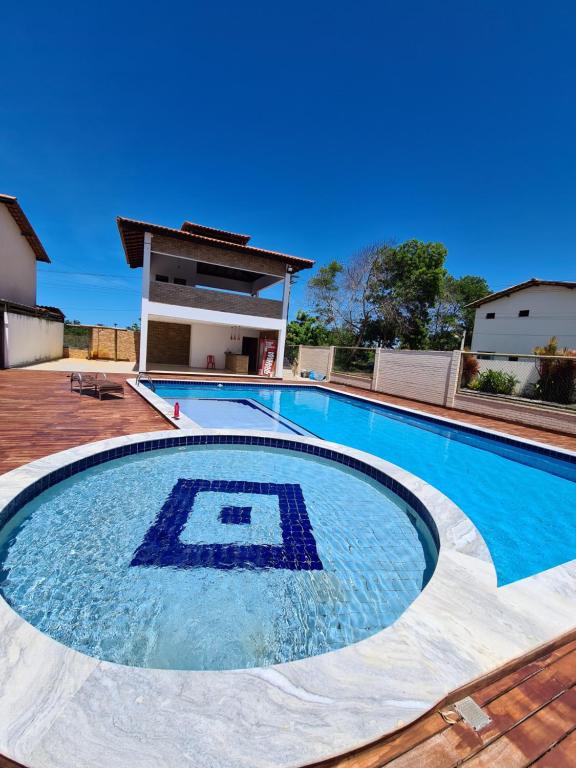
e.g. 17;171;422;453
466;278;576;308
0;194;50;263
117;216;314;272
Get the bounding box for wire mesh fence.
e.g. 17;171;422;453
459;351;576;408
332;347;376;377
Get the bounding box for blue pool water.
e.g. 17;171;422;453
0;445;435;670
167;396;313;435
149;383;576;584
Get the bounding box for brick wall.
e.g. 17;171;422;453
149;282;283;319
151;234;286;278
147;321;191;365
330;371;373;389
64;347;89;359
90;328;139;361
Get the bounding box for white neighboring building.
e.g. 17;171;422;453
0;194;64;368
468;279;576;354
117;217;314;376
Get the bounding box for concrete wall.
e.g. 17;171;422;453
453;392;576;436
298;346;332;377
0;204;37;306
330;371;372;389
373;349;460;406
4;312;63;366
471;285;576;354
189;323;259;369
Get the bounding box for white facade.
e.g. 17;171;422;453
471;284;576;354
138;231;291;376
0;203;37;306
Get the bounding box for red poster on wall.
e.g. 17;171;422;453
258;339;278;377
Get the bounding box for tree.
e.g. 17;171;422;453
429;274;490;349
64;318;81;325
307;261;343;327
286;311;330;346
126;321;141;331
367;240;447;348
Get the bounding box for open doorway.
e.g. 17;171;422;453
241;336;259;374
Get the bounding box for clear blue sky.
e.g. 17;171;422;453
1;1;574;326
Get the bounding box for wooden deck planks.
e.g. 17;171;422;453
0;369;575;768
0;369;172;474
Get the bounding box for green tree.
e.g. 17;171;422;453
429;274;490;349
367;240;447;348
307;261;343;327
286;311;330;346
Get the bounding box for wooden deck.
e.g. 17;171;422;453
0;368;575;768
0;369;172;474
307;631;576;768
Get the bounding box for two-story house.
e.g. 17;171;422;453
0;194;63;368
468;278;576;354
118;217;314;376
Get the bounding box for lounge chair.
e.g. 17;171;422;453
94;380;125;399
70;371;107;395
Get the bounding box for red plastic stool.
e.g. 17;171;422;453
206;355;216;369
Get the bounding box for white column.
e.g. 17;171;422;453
138;233;152;371
281;269;291;320
276;324;287;379
274;267;292;378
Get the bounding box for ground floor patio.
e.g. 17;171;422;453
0;369;574;767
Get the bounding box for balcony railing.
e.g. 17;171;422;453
149;281;283;319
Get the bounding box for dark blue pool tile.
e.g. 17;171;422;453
131;478;323;572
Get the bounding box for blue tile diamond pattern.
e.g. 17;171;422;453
131;479;323;571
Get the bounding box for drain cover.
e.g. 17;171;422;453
453;697;492;731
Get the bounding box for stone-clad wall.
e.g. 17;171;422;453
147;321;190;365
90;328;139;362
151;234;286;278
149;282;283;319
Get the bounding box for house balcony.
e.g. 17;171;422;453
149;281;283;320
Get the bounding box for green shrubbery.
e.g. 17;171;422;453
468;369;518;395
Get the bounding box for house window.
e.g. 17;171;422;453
155;274;169;283
486;312;495;319
174;277;187;286
518;309;529;317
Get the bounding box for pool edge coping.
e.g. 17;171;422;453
0;431;574;768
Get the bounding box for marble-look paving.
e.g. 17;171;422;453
0;430;574;768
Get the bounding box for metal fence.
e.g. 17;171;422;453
459;351;576;408
332;347;376;377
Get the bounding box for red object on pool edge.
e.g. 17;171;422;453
174;402;180;420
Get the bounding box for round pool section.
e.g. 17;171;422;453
0;435;438;671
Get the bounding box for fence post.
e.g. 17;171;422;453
444;350;461;407
372;347;381;391
327;346;335;382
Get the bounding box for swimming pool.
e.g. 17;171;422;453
145;381;576;584
0;438;436;670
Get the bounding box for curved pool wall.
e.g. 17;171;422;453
0;436;439;670
139;380;576;584
0;430;574;768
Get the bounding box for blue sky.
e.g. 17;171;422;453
1;1;574;326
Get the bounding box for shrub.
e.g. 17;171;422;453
471;369;518;395
533;337;576;405
461;354;479;387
